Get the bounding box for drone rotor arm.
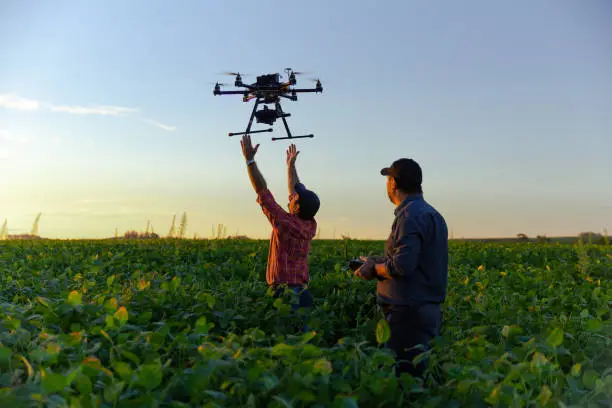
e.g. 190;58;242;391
288;88;322;93
214;90;249;95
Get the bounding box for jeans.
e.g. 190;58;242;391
381;302;442;378
272;285;312;333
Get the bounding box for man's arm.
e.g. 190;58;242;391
288;162;300;195
376;215;422;280
286;144;300;195
241;135;267;194
247;161;267;194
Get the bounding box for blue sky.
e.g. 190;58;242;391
1;0;610;239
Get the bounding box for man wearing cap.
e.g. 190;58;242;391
354;158;448;379
240;135;320;331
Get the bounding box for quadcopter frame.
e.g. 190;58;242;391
213;70;322;141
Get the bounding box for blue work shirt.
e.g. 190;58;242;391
377;194;449;306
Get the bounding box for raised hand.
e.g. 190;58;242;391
241;135;260;161
286;143;299;166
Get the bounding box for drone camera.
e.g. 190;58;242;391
254;106;277;125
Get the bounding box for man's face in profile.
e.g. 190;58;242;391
386;176;396;204
289;194;300;214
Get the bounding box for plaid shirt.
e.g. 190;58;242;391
256;188;317;286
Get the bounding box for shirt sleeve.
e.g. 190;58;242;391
257;189;289;228
385;213;422;278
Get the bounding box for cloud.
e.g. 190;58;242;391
0;93;176;131
142;118;177;132
0;93;40;111
0;129;28;160
49;105;137;116
0;129;29;144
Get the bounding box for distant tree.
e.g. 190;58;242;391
7;234;41;240
517;233;529;242
122;230;159;240
536;235;550;243
124;230;139;239
579;231;603;244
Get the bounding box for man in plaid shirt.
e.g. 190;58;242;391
240;135;320;329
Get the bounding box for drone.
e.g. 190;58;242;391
213;68;323;141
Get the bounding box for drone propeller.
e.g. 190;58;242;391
209;82;230;86
220;72;250;77
285;68;310;76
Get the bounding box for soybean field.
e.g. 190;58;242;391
0;238;610;407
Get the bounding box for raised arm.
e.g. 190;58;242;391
286;143;300;195
241;135;267;193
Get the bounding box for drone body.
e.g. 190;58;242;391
213;68;322;141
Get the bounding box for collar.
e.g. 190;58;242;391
394;193;423;216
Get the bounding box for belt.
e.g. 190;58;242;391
270;283;308;289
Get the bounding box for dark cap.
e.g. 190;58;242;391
295;182;320;220
380;158;422;190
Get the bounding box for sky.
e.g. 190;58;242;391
0;0;611;240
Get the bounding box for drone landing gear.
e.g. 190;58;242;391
227;98;314;141
272;108;314;141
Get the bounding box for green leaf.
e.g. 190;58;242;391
536;384;552;405
582;369;598;389
585;318;602;331
299;331;317;345
0;347;12;363
271;343;295;357
120;349;141;366
42;372;67;394
67;290;82;305
195;316;211;335
103;382;124;403
112;362;133;382
114;307;129;325
376;318;390;344
312;358;333;375
272;395;293;408
137;361;163;390
263;375;279;391
170;276;181;291
204;390;227;400
546;327;563;348
336;396;359;408
3;318;20;331
75;374;93;394
36;296;51;308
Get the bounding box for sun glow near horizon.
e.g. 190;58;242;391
1;0;610;240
